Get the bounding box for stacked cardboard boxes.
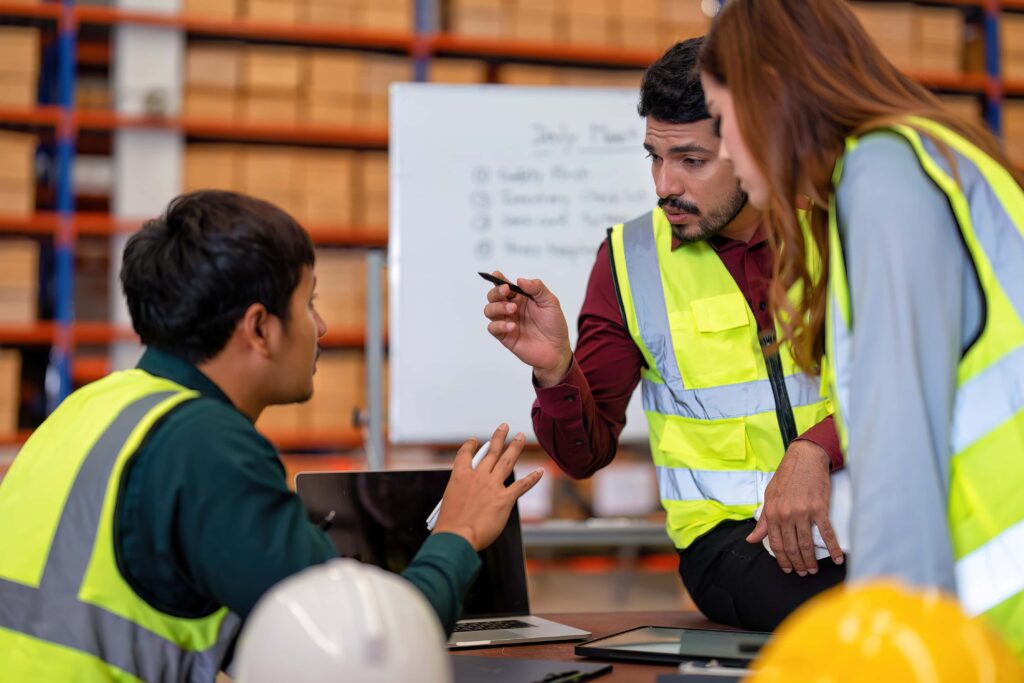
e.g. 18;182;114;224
446;0;708;50
256;350;366;435
428;59;488;84
0;132;36;217
183;144;385;231
849;3;966;75
498;64;643;88
0;27;39;109
182;0;412;29
243;46;304;124
0;240;38;325
182;44;412;128
185;43;243;120
0;350;21;439
913;7;963;74
1003;14;1024;81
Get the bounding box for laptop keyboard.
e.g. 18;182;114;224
453;619;535;632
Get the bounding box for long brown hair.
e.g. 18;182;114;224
700;0;1023;375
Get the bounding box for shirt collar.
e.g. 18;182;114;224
137;347;234;406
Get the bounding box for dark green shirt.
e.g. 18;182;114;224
118;348;481;634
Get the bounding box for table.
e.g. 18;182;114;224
451;611;730;682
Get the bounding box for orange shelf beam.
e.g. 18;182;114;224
0;430;33;448
429;33;658;68
0;322;135;345
320;327;368;348
1004;78;1024;97
305;224;387;247
73;110;389;147
72;357;109;385
0;2;60;20
0;213;59;235
908;71;988;94
0;106;61;127
264;429;364;451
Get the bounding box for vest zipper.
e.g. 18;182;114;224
760;331;799;449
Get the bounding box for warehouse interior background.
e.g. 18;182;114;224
0;0;1018;613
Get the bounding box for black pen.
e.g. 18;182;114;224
479;272;535;300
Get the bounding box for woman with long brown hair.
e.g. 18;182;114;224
700;0;1023;657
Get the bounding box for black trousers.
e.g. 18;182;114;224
678;519;846;631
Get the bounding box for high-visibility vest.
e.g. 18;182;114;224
824;118;1024;659
609;209;832;549
0;369;241;682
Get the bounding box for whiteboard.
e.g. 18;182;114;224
389;84;656;444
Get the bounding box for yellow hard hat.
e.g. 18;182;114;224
747;582;1023;683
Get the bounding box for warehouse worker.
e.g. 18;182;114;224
483;39;845;631
0;190;543;681
700;0;1024;658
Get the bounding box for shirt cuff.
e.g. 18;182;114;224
533;357;590;419
796;415;844;472
420;532;482;577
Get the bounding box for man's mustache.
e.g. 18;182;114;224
659;196;701;216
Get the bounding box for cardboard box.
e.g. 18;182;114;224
244;0;300;23
184;0;238;19
314;249;365;328
184;88;237;121
298;152;354;223
567;14;608;46
450;7;503;37
307;351;366;432
499;64;559;86
618;18;658;50
0;27;40;77
302;94;360;127
240;146;298;193
0;75;36;109
363;55;412;95
939;95;984;129
240;93;300;125
850;3;913;45
183;145;242;193
186;44;243;90
362;3;411;31
0;132;35;186
0;241;38;324
428;59;487;84
308;51;364;96
512;12;558;43
0;349;21;438
244;47;305;93
304;0;357;26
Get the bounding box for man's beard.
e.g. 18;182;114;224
660;185;749;244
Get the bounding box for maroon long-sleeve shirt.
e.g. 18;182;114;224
531;224;842;478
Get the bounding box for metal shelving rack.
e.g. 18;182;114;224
0;0;1015;454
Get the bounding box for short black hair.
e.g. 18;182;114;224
638;37;710;125
121;190;315;364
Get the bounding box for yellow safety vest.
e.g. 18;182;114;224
609;209;832;549
0;370;241;682
824;118;1024;659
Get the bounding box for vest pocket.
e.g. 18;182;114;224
659;414;750;466
670;293;758;387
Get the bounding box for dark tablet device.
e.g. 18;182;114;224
574;626;770;667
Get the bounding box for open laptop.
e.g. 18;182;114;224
295;469;591;648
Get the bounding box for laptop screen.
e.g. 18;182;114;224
295;469;530;620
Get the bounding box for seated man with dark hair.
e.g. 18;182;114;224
0;190;541;682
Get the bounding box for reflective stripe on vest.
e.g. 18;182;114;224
620;212;827;419
657;466;774;507
825;119;1024;659
0;391;241;682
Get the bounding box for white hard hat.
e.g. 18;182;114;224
235;558;454;683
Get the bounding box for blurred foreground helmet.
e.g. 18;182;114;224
235;558;453;683
748;582;1023;683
